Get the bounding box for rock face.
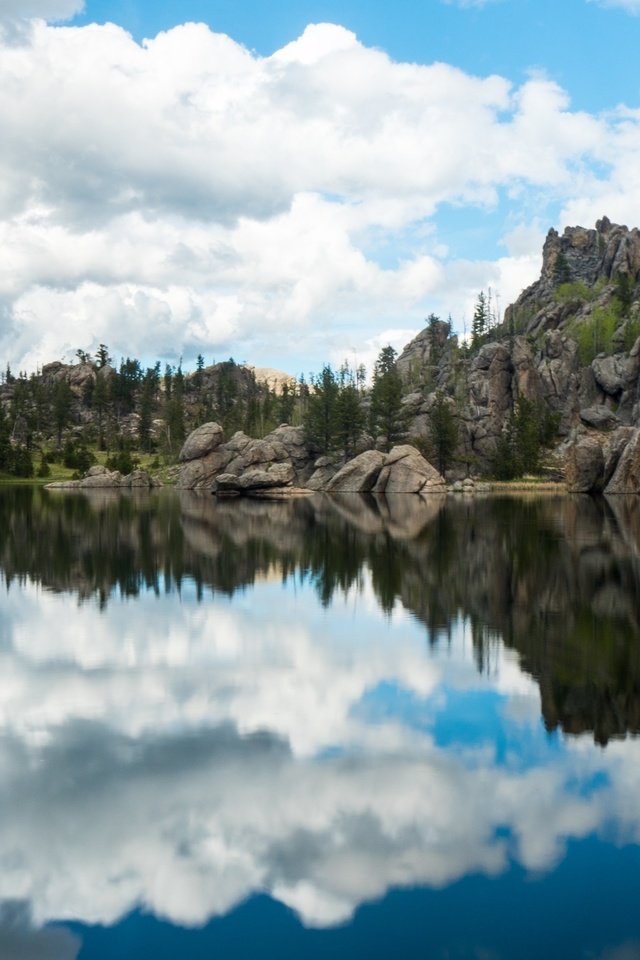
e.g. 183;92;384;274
326;446;445;494
606;430;640;494
564;427;640;494
393;218;640;479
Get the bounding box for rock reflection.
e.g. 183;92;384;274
1;488;639;744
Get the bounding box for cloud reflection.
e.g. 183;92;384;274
0;572;639;930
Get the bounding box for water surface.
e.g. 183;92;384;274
1;488;639;959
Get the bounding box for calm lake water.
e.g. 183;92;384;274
1;487;640;960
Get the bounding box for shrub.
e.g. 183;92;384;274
555;281;594;304
106;449;138;475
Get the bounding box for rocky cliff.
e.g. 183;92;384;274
397;217;640;485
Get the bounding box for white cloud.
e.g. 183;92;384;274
590;0;640;12
0;573;637;933
0;19;637;371
0;0;83;25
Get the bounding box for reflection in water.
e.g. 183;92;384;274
2;488;640;744
0;488;640;956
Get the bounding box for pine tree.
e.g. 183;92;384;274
427;391;458;475
304;365;340;454
95;344;112;369
369;346;404;452
92;372;110;450
553;251;571;286
53;379;73;447
471;292;488;348
335;383;365;459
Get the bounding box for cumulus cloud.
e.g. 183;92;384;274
0;19;637;371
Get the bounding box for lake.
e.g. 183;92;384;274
1;487;639;960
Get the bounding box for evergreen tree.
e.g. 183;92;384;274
471;292;488;348
138;370;156;452
553;251;571;286
369;346;404;451
335;383;365;459
95;344;112;369
92;372;110;450
53;379;73;446
303;365;340;454
278;381;295;424
427;391;458;475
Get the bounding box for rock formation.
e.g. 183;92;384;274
396;217;640;487
178;423;315;494
46;464;160;490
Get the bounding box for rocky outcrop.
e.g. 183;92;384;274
178;422;315;492
46;465;160;490
325;451;387;493
563;426;640;494
326;446;445;494
565;435;606;493
606;430;640;494
374;445;446;494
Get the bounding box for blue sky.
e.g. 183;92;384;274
73;0;640;111
0;0;638;373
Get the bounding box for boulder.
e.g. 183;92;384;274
579;406;620;430
306;459;339;491
605;429;640;494
591;354;638;396
326;451;386;492
565;435;605;493
179;422;225;462
177;449;232;490
374;445;446;494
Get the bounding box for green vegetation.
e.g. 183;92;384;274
570;304;621;364
555;280;594;303
493;397;559;481
369;346;404;452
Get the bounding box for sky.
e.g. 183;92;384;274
0;0;639;376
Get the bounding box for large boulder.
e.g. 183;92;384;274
179;422;225;462
374;445;446;494
565;435;605;492
579;406;620;430
177;449;232;490
326;451;386;492
605;429;640;494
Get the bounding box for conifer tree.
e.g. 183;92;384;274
303;365;339;454
471;292;488;348
369;346;404;451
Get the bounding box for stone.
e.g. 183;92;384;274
306;462;339;490
579;406;620;430
179;422;225;462
237;463;295;489
591;355;638;396
565;435;605;493
605;429;640;494
177;449;232;490
326;451;386;492
374;445;446;494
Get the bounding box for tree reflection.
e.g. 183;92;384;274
1;487;640;742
